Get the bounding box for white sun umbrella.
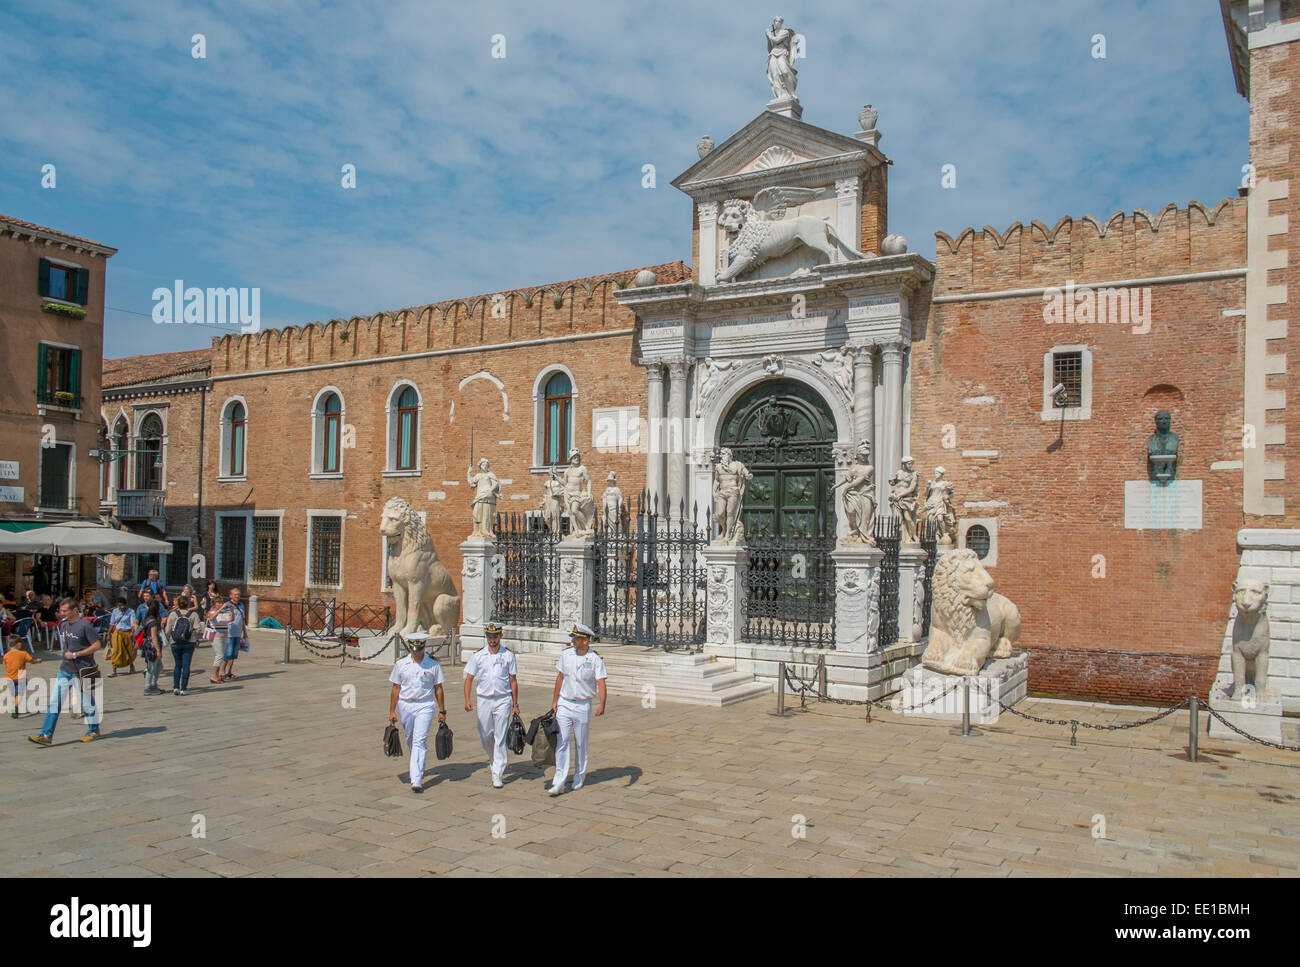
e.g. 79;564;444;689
0;520;173;555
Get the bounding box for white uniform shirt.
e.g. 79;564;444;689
465;646;517;698
556;646;607;702
389;654;445;703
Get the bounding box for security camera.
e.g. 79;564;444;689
1050;382;1066;397
1050;382;1069;406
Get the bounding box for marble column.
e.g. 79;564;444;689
831;544;884;653
698;202;719;286
703;544;748;647
666;358;690;520
557;536;596;632
834;177;861;258
853;343;875;455
880;340;906;503
897;544;929;644
645;363;665;511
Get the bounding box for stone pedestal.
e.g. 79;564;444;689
703;544;748;647
892;654;1028;723
766;95;802;120
830;544;884;653
557;536;596;632
897;543;929;643
1208;686;1284;743
459;537;498;653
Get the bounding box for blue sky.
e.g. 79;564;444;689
0;0;1246;358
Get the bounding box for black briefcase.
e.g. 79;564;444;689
435;721;454;760
507;713;526;755
384;723;403;758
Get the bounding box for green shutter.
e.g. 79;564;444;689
38;258;51;297
74;267;89;306
70;349;81;399
36;344;48;399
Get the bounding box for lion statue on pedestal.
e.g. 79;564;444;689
380;497;460;641
921;548;1021;677
717;194;867;283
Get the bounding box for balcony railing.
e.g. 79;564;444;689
117;489;165;521
37;388;83;408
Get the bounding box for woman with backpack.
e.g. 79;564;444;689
166;595;201;696
140;600;166;696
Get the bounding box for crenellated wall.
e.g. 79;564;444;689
934;199;1247;295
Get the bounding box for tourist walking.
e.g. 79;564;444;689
28;599;103;744
166;595;200;695
388;632;446;794
548;622;607;796
463;622;520;788
211;588;246;683
107;598;136;676
139;600;165;696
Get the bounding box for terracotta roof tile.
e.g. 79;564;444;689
103;348;211;388
0;214;114;252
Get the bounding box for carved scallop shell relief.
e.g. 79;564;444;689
748;145;801;171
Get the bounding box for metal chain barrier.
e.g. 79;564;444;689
1203;706;1300;752
994;697;1191;746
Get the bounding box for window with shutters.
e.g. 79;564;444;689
311;389;344;476
38;442;73;510
217;514;248;583
307;513;343;587
251;516;281;584
38;259;88;305
532;366;578;469
37;343;82;407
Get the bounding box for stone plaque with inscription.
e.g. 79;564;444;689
1123;480;1202;530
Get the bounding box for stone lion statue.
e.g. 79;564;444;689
380;497;460;640
1223;578;1271;700
717;198;865;283
921;549;1021;677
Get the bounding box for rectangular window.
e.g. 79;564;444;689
38;442;73;509
231;420;245;476
218;516;248;583
251;516;280;583
38;260;88;305
309;516;342;587
1052;351;1083;408
48;265;71;300
324;411;340;472
166;540;190;587
37;344;81;407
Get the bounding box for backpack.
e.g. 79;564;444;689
172;614;193;643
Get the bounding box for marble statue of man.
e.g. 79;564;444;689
601;471;624;532
563;449;597;537
467;457;501;539
831;441;875;544
540;467;565;535
712;447;754;545
1147;409;1180;482
765;16;798;100
697;356;733;415
889;456;920;544
923;467;957;546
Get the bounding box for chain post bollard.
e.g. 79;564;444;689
961;677;971;736
1188;694;1198;762
818;657;827;702
777;661;786;717
282;624;290;664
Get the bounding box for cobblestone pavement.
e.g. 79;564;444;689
2;631;1298;877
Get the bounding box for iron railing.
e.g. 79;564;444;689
874;515;899;649
919;517;938;638
491;512;559;627
744;520;836;649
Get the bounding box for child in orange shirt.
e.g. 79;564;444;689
4;638;42;718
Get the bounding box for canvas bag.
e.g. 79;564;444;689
530;710;557;768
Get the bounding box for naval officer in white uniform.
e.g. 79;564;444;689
463;621;520;788
548;622;607;796
387;632;446;793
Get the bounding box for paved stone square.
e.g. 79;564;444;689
2;630;1298;877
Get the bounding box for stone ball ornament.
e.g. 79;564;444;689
633;269;659;287
881;234;908;255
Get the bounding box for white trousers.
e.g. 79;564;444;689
398;699;436;786
553;698;592;787
476;694;512;780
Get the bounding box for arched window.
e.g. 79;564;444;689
312;390;344;475
386;383;421;473
221;399;247;478
111;416;128;492
136;413;164;490
543;371;572;465
99;420;110;501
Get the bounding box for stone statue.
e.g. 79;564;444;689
1147;410;1180;482
814;346;855;402
831;442;875;544
380;497;460;640
889;456;920;544
922;548;1021;677
601;471;624;532
923;467;957;546
540;467;565;535
562;449;596;537
765;16;798;100
717;196;865;282
1223;578;1272;700
467;457;500;539
712;447;753;545
696;356;734;414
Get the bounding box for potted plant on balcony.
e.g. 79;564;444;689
42;301;87;319
53;390;76;404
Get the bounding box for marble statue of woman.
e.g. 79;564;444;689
831;442;875;544
923;467;956;546
766;16;798;100
540;467;565;535
467;457;501;539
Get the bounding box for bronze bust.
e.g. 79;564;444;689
1147;410;1180;482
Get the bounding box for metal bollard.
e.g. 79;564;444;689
1188;694;1198;762
818;659;827;702
282;624;290;664
777;661;786;717
961;677;971;736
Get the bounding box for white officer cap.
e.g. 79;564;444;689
569;622;596;639
403;631;430;648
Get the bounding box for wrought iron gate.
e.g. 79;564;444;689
594;494;707;650
919;517;938;639
873;515;899;649
744;522;835;647
491;513;559;626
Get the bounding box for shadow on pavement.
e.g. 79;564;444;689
580;765;642;788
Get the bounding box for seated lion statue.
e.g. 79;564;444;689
1223;577;1271;700
921;549;1021;676
380;497;460;640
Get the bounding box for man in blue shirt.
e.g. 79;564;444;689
138;568;169;609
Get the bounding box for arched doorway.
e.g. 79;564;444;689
718;378;837;537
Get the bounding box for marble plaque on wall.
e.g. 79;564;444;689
1124;480;1202;530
